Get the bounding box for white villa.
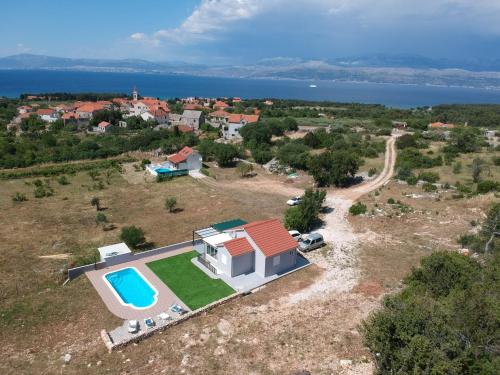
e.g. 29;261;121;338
146;146;202;176
198;219;298;278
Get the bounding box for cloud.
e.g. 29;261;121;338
16;43;31;53
128;0;500;61
131;0;267;45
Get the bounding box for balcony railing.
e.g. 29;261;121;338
197;255;217;274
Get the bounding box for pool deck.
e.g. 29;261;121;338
86;246;192;320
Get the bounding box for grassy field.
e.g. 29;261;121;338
148;251;235;310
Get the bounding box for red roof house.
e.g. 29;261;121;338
200;218;298;278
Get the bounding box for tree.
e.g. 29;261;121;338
120;226;145;249
449;127;481;153
284;189;326;232
362;252;498;374
308;150;360;187
164;197;177;213
214;143;239;167
276;142;310;170
472;158;483;183
283;117;299;131
90;197;100;211
237;162;254;177
95;212;107;226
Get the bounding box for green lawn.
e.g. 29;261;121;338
147;251;235;310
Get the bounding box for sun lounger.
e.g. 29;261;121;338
144;317;155;328
158;312;171;321
170;303;186;314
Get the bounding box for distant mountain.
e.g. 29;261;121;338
2;53;500;89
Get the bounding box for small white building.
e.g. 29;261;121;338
98;242;132;266
97;121;113;133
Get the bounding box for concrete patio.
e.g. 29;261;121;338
192;253;311;293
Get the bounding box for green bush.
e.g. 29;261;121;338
368;168;377;177
349;202;367;216
387;198;395;204
362;252;497;374
418;171;440;183
156;174;173;183
57;175;70;185
422;182;437;192
477;180;500;194
164;197;178;213
284;189;326;232
120;226;145;249
12;192;27;202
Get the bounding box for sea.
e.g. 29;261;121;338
1;69;500;108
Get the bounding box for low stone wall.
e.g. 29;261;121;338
103;292;243;351
67;239;203;281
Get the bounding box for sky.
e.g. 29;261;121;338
2;0;500;64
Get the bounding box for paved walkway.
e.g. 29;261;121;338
87;246;192;320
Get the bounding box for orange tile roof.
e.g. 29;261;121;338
243;219;297;257
36;108;55;116
223;237;254;257
228;114;259;124
176;125;194;133
209;110;231;118
184;103;202;110
98;121;111;127
62;112;80;120
428;122;455;129
168;146;194;164
76;102;105;113
214;100;229;108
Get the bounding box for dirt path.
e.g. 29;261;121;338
287;134;398;302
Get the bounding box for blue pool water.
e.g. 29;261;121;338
104;267;157;309
155;168;171;174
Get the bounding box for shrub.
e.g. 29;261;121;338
95;212;108;225
252;147;273;165
156;174;173;183
164;197;177;213
57;175;70;185
120;226;145;249
368;168;377;177
387;198;395;204
140;159;151;170
422;182;437;192
237;162;254;177
12;192;27;202
418;171;440;183
284;189;326;232
349;202;367;216
477;180;500;194
90;197;100;211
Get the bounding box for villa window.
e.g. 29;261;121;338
206;244;218;258
273;255;281;266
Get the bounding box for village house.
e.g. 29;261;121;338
213;100;230;111
207;109;231;128
96;121;113;133
428;122;455;130
222;114;260;140
199;219;298;278
167;146;202;170
76;102;107;120
181;110;205;130
17;105;32;114
61;112;80;126
36;108;60;123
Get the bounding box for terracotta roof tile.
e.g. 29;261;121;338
168;146;194;164
223;237;254;257
243;219;297;257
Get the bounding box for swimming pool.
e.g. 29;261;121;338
103;267;158;309
155;167;171;174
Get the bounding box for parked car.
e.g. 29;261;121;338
128;320;139;333
287;196;302;206
288;230;302;241
298;233;325;252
